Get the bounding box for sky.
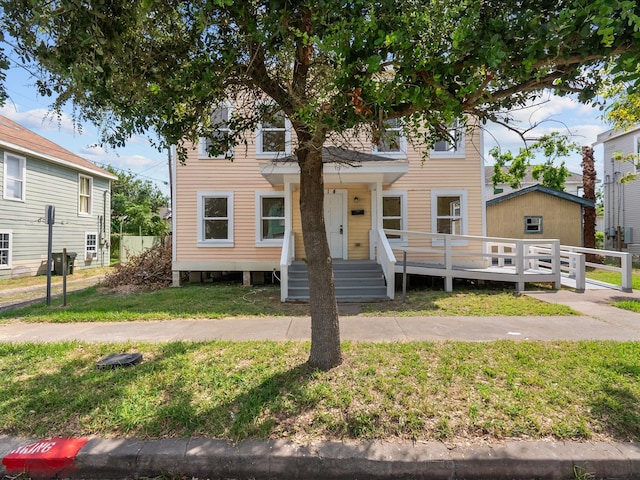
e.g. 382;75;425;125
2;57;612;197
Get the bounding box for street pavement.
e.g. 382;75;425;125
1;279;640;479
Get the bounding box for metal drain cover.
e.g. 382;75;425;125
96;353;143;369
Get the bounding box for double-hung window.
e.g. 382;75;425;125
431;190;467;245
382;191;407;242
0;231;11;268
78;175;93;215
373;118;407;157
257;109;291;158
199;104;233;158
197;192;234;246
257;193;285;244
634;134;640;174
85;233;98;260
431;120;465;157
3;153;26;201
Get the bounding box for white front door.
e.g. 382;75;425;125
324;190;346;259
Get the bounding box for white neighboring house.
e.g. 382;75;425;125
596;125;640;251
0;115;117;278
484;166;585;199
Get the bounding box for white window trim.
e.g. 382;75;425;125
3;152;26;202
0;230;12;269
382;190;408;244
430;121;465;158
256;108;292;159
431;189;468;246
197;191;234;247
198;102;234;159
255;191;286;246
85;232;98;260
372;120;408;159
78;174;93;216
634;134;640;174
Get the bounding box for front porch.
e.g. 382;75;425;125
279;229;634;302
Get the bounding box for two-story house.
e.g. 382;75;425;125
0;115;117;279
171;105;486;300
596;125;640;250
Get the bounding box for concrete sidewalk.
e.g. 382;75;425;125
1;284;639;479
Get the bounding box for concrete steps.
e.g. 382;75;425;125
287;260;389;302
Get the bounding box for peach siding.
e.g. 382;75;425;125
174;121;484;269
487;191;584;246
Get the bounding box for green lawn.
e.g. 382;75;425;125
0;283;577;323
1;340;639;443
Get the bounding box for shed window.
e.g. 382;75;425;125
524;216;543;234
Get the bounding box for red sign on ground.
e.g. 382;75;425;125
2;437;89;476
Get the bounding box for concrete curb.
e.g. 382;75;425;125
3;437;640;479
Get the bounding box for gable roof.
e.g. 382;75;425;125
0;115;117;180
484;165;583;185
486;183;595;208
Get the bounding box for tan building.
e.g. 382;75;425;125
172;108;486;300
486;184;594;247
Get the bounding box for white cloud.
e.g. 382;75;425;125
0;104;77;134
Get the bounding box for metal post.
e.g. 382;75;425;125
62;247;67;306
402;250;407;303
45;205;55;306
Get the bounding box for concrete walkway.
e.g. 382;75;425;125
1;281;639;479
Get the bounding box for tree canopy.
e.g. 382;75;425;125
490;133;578;192
106;166;170;238
2;0;640;369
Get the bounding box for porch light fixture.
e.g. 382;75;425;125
354;197;359;203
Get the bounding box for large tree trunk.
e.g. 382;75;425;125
298;147;342;371
581;145;600;263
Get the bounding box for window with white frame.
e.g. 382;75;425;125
85;233;98;260
382;192;407;241
524;216;543;234
257;193;285;243
431;190;467;244
373;118;407;157
634;134;640;174
3;153;26;201
257;109;291;157
0;231;11;268
78;175;93;215
431;120;464;156
199;104;233;158
197;192;234;246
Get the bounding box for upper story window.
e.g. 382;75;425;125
373;118;407;157
634;134;640;174
431;120;465;157
199;104;233;159
78;174;93;216
256;109;291;158
0;231;11;268
3;152;26;202
197;191;234;247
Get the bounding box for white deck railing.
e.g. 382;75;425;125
279;230;295;302
372;228;397;299
384;230;562;293
561;245;633;292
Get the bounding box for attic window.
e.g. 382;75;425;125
524;216;542;234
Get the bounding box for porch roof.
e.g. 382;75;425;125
259;147;409;186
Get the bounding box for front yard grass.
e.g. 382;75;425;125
0;283;577;323
1;340;639;443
